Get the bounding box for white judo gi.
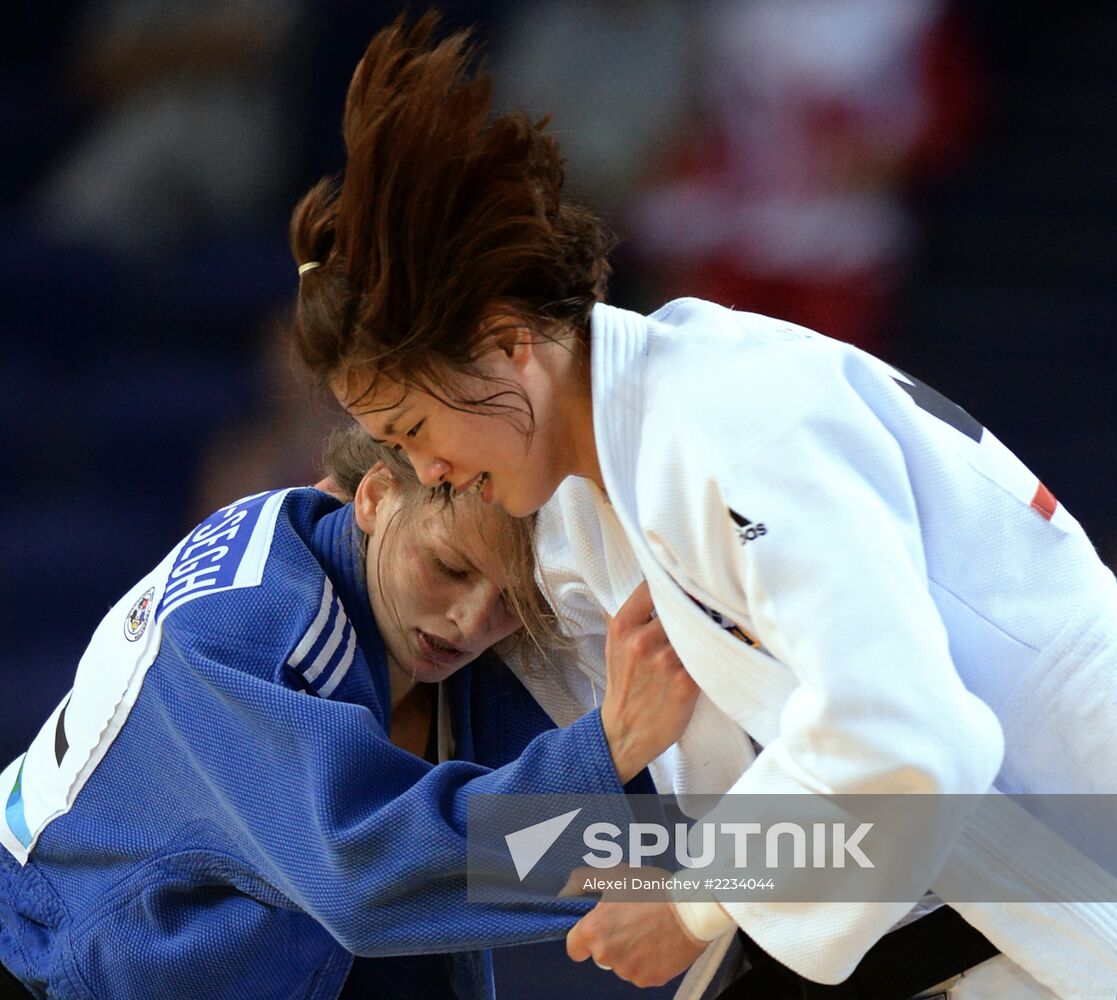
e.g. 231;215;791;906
510;297;1117;1000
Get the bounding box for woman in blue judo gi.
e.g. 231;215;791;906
0;427;698;999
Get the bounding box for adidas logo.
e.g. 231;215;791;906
729;508;767;546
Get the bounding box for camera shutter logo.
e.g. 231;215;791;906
505;808;583;881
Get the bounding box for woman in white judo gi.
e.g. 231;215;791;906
286;13;1117;999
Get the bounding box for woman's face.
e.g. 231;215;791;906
356;472;522;683
334;337;577;518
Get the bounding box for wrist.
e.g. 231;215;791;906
609;740;641;786
600;708;641;784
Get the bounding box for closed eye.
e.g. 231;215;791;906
437;558;470;581
406;420;424;439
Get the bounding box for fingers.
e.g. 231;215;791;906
613;580;654;628
566;916;592;962
616;621;686;680
607;588;677;673
566;901;704;987
600;579;698;779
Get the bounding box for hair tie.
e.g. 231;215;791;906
298;261;322;276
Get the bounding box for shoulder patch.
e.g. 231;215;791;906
157;490;290;621
124;587;155;642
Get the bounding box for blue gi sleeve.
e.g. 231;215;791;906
145;645;622;958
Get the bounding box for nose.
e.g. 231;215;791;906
450;582;513;645
411;452;451;488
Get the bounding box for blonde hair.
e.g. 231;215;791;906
321;424;565;668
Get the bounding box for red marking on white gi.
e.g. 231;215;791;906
1030;482;1058;521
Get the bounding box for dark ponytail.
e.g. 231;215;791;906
288;11;613;398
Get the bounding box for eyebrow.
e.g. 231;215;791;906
367;413;403;444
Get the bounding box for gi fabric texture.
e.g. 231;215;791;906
0;489;625;999
515;297;1117;999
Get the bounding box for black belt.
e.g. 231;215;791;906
717;905;999;1000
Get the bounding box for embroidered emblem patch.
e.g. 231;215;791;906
123;587;155;642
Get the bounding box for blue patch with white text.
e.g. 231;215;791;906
157;491;284;621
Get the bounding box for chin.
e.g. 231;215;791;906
509;469;568;517
498;488;546;518
411;657;468;683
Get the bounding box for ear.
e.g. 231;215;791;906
352;461;397;535
478;305;534;372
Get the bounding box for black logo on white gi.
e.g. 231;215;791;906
729;508;767;546
55;693;72;766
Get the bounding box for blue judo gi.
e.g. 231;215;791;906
0;489;627;998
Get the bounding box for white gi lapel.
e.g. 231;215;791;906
590;303;796;752
641;561;793;749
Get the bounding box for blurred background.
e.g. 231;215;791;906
1;1;1114;994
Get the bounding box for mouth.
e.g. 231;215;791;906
416;629;467;666
456;471;489;497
